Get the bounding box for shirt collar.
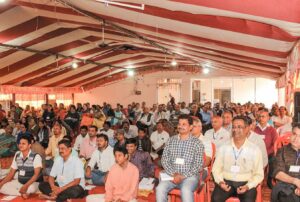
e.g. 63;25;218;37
20;150;32;159
231;138;249;150
257;123;270;131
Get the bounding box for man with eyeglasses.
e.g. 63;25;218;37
254;108;278;188
271;124;300;202
212;116;264;202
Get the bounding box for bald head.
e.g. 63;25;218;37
212;116;223;131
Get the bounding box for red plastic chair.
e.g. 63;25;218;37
225;184;262;202
206;142;216;202
168;152;207;202
274;132;292;155
169;172;206;202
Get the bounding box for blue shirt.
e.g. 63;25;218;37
200;110;211;125
50;154;85;188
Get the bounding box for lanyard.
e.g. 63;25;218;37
296;151;300;165
232;147;243;165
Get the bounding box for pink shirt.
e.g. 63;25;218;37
105;162;139;201
79;137;97;159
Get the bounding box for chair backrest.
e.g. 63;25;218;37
281;132;292;146
207;142;216;179
274;132;292;155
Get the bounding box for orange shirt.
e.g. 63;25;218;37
105;162;139;202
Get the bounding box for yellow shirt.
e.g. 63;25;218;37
45;133;64;158
212;138;264;189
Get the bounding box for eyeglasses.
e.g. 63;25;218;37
232;126;245;130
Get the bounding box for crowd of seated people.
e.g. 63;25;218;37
0;101;297;202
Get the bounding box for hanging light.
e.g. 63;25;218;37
171;59;177;67
127;69;135;77
72;62;78;69
203;67;210;74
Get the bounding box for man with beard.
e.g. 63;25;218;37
85;134;114;185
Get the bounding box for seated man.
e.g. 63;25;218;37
88;146;139;202
271;124;300;202
156;114;205;202
212;116;264;202
136;128;152;153
114;129;127;150
191;117;212;168
39;139;86;202
126;138;155;181
0;135;42;199
123;121;138;139
80;125;98;161
99;121;115;147
150;121;169;159
74;125;89;152
85;134;115;185
204;115;230;150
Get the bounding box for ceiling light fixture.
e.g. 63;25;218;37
171;60;177;67
203;67;210;74
72;62;78;69
127;69;135;77
96;0;145;10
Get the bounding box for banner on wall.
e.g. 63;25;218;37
0;85;83;94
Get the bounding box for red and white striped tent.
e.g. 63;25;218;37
0;0;299;91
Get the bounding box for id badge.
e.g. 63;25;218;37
175;158;185;165
289;165;300;173
19;170;26;176
57;175;65;182
230;165;240;173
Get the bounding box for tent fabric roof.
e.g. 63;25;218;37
0;0;299;90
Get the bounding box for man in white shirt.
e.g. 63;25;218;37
99;122;115;147
179;102;190;114
205;116;230;150
85;134;115;185
74;125;89;152
150;121;169;159
122;121;138;139
153;105;170;123
191;117;212;168
222;110;233;133
247;117;268;168
136;107;153;130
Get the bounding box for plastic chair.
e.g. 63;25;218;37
169;172;206;202
274;132;292;155
206;142;216;202
225;184;262;202
168;153;207;202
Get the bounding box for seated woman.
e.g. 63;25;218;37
271;123;300;202
0;135;42;199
